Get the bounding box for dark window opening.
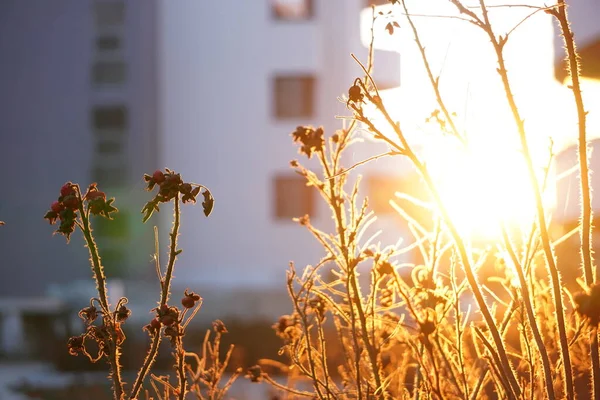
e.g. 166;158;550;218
273;175;315;220
92;166;127;187
274;75;315;119
96;36;121;51
92;62;126;85
272;0;314;20
366;0;390;6
94;1;125;27
93;106;127;130
96;141;123;154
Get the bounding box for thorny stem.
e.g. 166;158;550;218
316;316;335;399
130;333;161;399
355;90;521;397
130;194;181;399
450;258;470;399
77;189;124;399
176;345;186;400
400;0;466;146
423;339;445;399
319;149;386;398
470;0;573;396
78;190;110;315
263;374;317;398
473;327;517;400
552;2;600;398
501;224;555;399
318;150;361;399
288;277;327;400
434;334;463;398
161;195;181;306
553;0;595;285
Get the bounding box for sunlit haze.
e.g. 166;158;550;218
359;0;594;238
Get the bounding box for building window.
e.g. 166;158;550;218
366;0;390;6
92;61;126;85
273;175;315;220
92;166;127;187
94;1;125;27
93;106;127;130
96;35;121;52
366;173;431;227
96;140;123;154
274;75;315;119
367;175;405;215
272;0;314;20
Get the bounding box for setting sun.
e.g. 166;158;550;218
361;0;571;239
423;136;538;239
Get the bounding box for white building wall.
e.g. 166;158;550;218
561;0;600;48
159;1;339;288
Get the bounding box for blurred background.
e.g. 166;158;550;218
0;0;599;398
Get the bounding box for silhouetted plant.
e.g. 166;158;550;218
44;169;236;400
248;1;600;399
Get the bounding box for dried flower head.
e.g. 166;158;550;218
142;168;214;221
84;183;117;218
212;319;228;334
291;126;325;159
79;305;99;325
348;84;364;104
115;304;131;323
143;318;162;335
181;289;201;309
246;365;263;383
67;335;85;356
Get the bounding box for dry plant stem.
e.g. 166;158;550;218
553;2;600;397
263;374;316;398
355;94;520;397
79;208;110;314
450;261;470;399
501;225;555;399
522;319;535;400
400;0;466;146
130;332;161;399
161;196;181;306
78;193;124;399
473;328;517;400
287;274;328;399
316;317;335;399
319;149;386;398
470;0;574;397
423;341;444;399
176;346;186;400
434;335;463;398
130;195;181;399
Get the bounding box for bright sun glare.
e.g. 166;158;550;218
360;0;576;239
424;137;536;239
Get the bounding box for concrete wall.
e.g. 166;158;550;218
157;0;401;288
0;0;159;296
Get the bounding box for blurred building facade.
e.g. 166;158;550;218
0;0;160;294
157;0;400;291
3;0;599;361
0;0;161;357
0;0;401;357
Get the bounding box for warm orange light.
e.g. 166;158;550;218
360;0;573;239
424;136;537;239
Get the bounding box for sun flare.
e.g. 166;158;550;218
359;0;571;240
424;137;537;239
